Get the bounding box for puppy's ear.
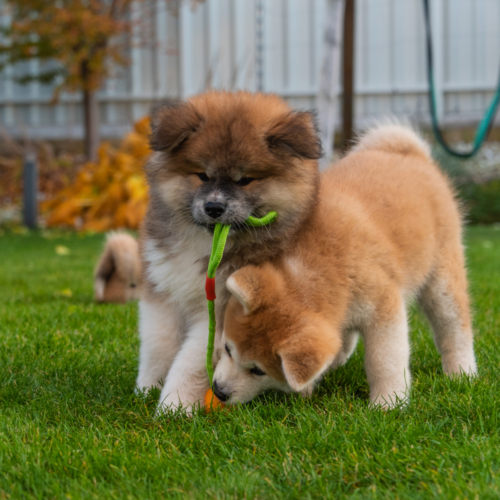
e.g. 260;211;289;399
226;263;284;315
267;111;322;160
279;324;339;392
149;100;203;152
226;266;264;315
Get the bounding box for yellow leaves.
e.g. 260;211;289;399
42;116;151;232
46;198;81;227
107;183;126;205
123;132;151;158
125;176;148;202
114;152;135;176
81;217;114;233
76;169;93;186
134;116;151;136
114;204;129;229
55;245;71;256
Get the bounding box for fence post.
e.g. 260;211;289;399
23;151;38;230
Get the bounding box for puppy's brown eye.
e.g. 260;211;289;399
197;173;209;182
250;366;265;376
225;344;232;357
236;177;254;187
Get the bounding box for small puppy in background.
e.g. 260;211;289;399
213;123;478;408
136;91;322;412
94;232;141;304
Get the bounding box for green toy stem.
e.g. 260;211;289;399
246;212;278;227
205;211;277;386
207;224;231;279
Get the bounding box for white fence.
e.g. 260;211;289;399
0;0;499;140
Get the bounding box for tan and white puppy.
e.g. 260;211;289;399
136;91;322;412
213;124;477;408
94;232;141;304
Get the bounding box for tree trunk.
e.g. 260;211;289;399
342;0;355;151
83;87;99;161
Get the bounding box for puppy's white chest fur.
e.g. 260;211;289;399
144;233;212;309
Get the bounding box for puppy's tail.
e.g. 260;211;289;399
94;231;141;303
352;121;432;161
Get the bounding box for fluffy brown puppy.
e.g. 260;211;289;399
94;232;141;304
213;124;477;408
136;91;322;412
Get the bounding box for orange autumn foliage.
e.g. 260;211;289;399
0;0;137;93
42;117;151;232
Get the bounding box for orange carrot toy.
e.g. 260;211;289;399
204;388;225;412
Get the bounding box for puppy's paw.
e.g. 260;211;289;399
299;385;315;399
443;357;477;379
155;397;203;417
134;381;162;397
156;389;205;417
156;399;192;417
370;390;408;410
441;343;478;378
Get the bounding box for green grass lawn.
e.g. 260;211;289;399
0;227;499;499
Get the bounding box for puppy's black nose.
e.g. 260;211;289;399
205;202;226;219
213;380;229;402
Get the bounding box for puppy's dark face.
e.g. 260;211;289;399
146;92;321;236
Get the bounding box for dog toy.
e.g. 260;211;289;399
204;211;277;409
204;387;225;412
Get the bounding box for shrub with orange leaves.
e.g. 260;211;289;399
42;116;151;232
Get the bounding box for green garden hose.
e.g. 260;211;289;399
423;0;500;158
